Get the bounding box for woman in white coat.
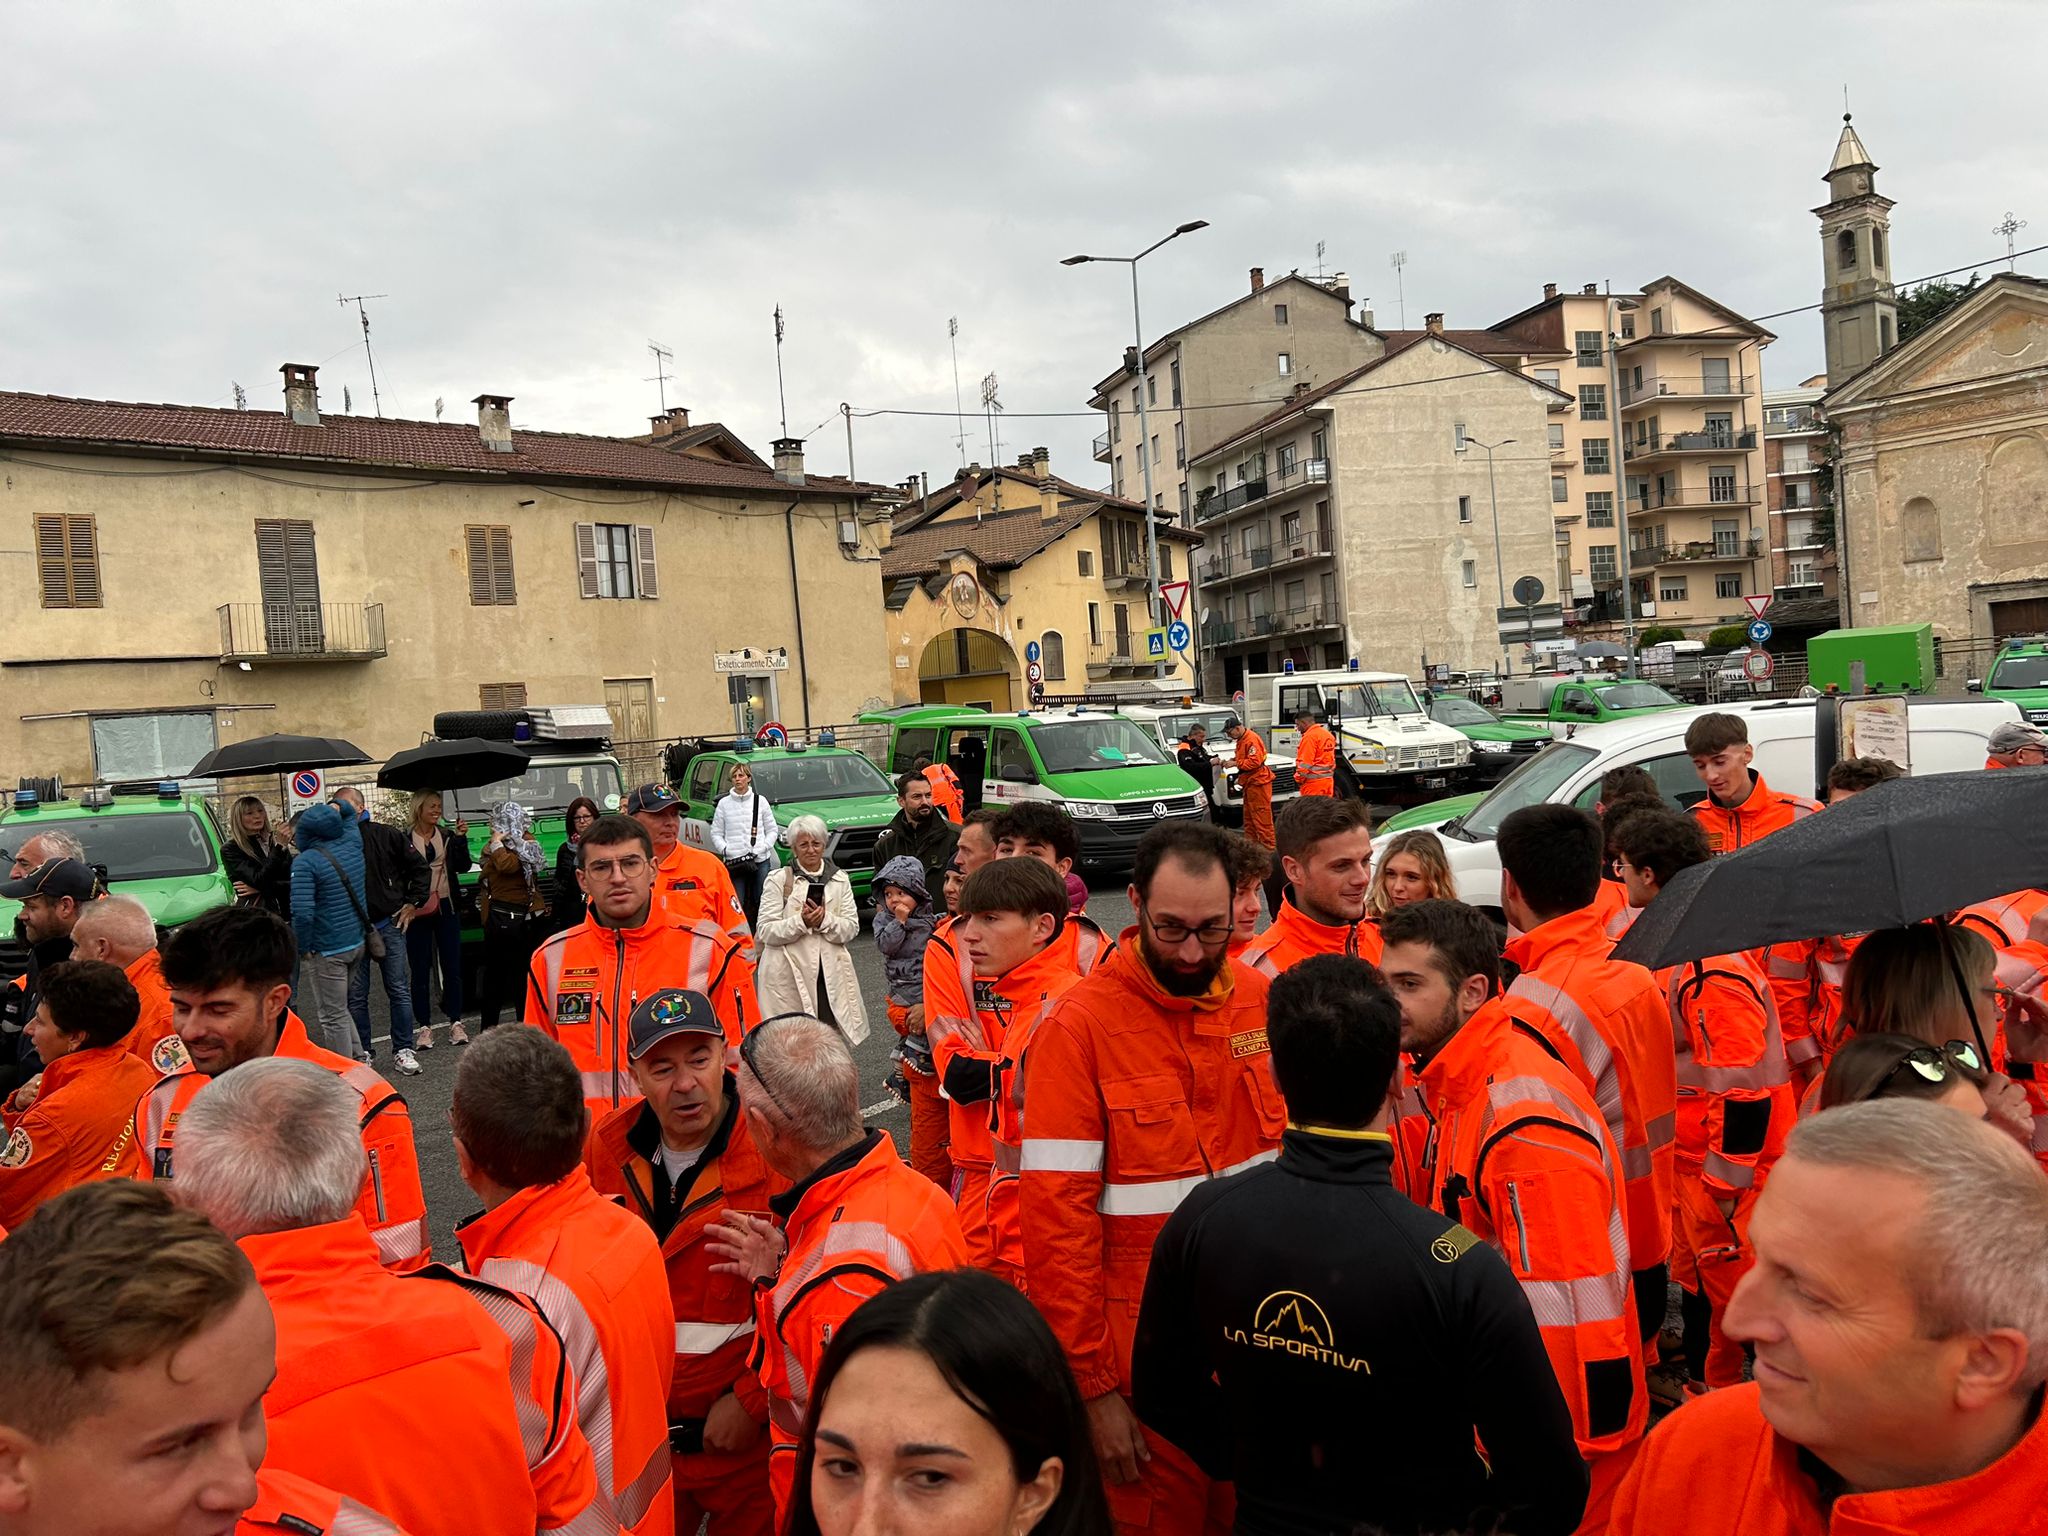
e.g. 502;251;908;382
754;814;869;1044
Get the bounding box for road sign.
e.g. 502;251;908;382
1747;618;1773;645
289;769;323;807
1145;628;1168;658
1159;580;1191;620
1166;619;1191;651
1026;661;1044;684
755;722;788;745
1512;575;1547;607
1743;594;1772;619
1495;602;1565;645
1743;648;1776;681
1031;681;1045;703
1024;640;1041;664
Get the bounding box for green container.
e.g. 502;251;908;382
1805;624;1935;695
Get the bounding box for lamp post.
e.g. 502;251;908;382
1606;296;1641;675
1467;434;1514;669
1062;220;1209;677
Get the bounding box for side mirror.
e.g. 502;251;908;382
999;765;1035;784
1966;678;1983;693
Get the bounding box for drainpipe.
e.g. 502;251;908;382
783;500;812;729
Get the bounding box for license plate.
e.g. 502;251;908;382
1419;775;1449;789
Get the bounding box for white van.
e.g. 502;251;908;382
1117;702;1300;824
1396;697;2021;919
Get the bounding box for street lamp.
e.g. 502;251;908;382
1466;434;1515;636
1605;296;1642;675
1061;219;1210;677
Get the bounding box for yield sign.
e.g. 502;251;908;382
1159;580;1191;620
1743;594;1772;619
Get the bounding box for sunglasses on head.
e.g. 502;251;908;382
738;1012;812;1118
1882;1039;1984;1093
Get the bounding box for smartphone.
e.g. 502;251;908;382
806;880;827;908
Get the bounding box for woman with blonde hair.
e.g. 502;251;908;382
1365;829;1457;919
222;795;292;916
405;790;472;1046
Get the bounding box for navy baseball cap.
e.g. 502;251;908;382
627;989;723;1059
625;782;680;815
0;858;98;903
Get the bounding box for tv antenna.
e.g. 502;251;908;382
1995;212;2029;272
1313;240;1328;278
773;304;790;438
1388;252;1408;329
979;372;1003;518
230;381;247;411
948;317;967;468
336;293;387;416
645;340;675;413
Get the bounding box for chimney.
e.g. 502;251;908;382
1016;453;1034;471
1249;267;1265;294
772;438;806;486
1331;271;1350;302
1425;312;1445;336
648;404;691;434
1033;447;1058;521
1122;345;1140;374
1543;282;1558;301
473;394;515;454
1359;308;1375;329
280;363;320;427
1582;283;1599;295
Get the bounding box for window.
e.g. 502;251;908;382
479;682;528;709
1277;352;1292;376
1872;227;1886;269
1579;384;1607;421
576;522;657;600
1583;439;1610;475
1087;602;1101;643
1781;442;1812;475
1274;303;1289;325
1112;460;1123;496
1575;331;1602;366
989;728;1037;784
1704;413;1734;446
1880;314;1895;352
1651;307;1667;335
1710;466;1739;503
35;514;101;608
1837;229;1857;272
1534;368;1561;389
1461;559;1477;588
90;712;214;781
1453;421;1468;453
1170;360;1182;406
254;519;323;651
1552;475;1568;504
1109;401;1120;442
1548;422;1565;449
1178;483;1189;520
1174;421;1185;467
1151;434;1161;465
1040;631;1066;681
1589;544;1617;581
1585;491;1615;527
1712;518;1740;556
1147;374;1157;406
1784;515;1816;548
1458;495;1473;524
1160;542;1174;579
464;525;517;605
1077;549;1093;578
1715;574;1743;600
1281;511;1302;543
1659;574;1689;603
1311;429;1326;460
1131;385;1141;414
1620;313;1636;340
1788;557;1817;585
1277;442;1297;476
1702;358;1732;395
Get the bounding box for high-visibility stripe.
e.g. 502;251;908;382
540;1504;620;1536
1507;975;1626;1142
1645;1111;1676;1148
371;1216;429;1266
579;1067;626;1105
615;1438;673;1529
331;1500;405;1536
1095;1151;1277;1216
989;1138;1022;1173
1020;1137;1105;1173
538;935;569;1026
1485;1075;1609;1149
1620;1144;1654;1180
458;1284;553;1466
1519;1270;1632;1328
1704;1149;1758;1191
675;1319;754;1354
1679;1057;1789;1094
478;1256;619;1522
1765;951;1807;981
1784;1034;1821;1065
143;1076;186;1174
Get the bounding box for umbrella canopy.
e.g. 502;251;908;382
376;738;531;792
1575;640;1629;658
189;734;372;779
1613;766;2048;969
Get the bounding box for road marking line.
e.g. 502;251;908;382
860;1097;902;1119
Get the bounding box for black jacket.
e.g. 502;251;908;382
552;839;586;933
871;808;959;889
1133;1129;1588;1536
223;836;294;917
357;820;430;922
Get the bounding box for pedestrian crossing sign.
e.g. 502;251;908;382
1145;628;1168;658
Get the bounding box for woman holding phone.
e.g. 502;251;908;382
755;814;869;1044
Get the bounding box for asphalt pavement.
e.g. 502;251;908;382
362;881;1141;1262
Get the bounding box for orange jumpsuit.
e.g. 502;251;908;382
1762;933;1863;1073
754;1130;968;1522
589;1087;783;1536
1239;893;1383;975
1293;722;1338;796
138;1012;429;1272
1957;887;2048;948
653;841;751;943
457;1166;677;1536
1687;772;1820;856
1232;730;1276;848
528;908;754;1124
239;1469;411;1535
243;1213;603;1536
922;762;965;824
0;1041;157;1229
1405;995;1645;1529
120;948;190;1075
1019;942;1282;1535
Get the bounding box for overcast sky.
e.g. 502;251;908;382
4;1;2043;491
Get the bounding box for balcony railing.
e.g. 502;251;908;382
1199;530;1334;585
1087;637;1137;669
1619;373;1750;407
1626;483;1761;513
218;602;386;663
1191;457;1329;525
1092;431;1112;463
1102;562;1151;591
1623;427;1759;461
1626;536;1764;568
1765;408;1821;434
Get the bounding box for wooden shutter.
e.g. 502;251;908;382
465;526;493;605
466;525;516;605
479;682;528;710
35;514;100;608
255;519;289;603
574;523;600;599
490;526;516;604
634;525;658;599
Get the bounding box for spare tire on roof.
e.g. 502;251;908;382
431;710;530;742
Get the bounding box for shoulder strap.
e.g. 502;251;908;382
313;847;373;936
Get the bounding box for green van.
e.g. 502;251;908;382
866;706;1208;868
0;784;236;930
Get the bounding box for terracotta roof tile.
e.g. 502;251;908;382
881;497;1199;580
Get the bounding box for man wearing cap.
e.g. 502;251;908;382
1986;721;2048;771
0;857;99;1095
587;987;783;1536
629;782;751;944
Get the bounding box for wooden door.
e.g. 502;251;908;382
605;677;655;742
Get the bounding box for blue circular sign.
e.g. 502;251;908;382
1024;640;1041;663
1747;618;1773;645
1166;620;1191;650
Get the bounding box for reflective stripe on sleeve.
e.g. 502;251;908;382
1518;1270;1632;1328
675;1319;755;1354
371;1216;429;1266
1703;1150;1758;1191
1020;1138;1105;1173
540;1504;620;1536
1506;975;1626;1139
579;1068;625;1105
1095;1151;1277;1216
616;1439;674;1530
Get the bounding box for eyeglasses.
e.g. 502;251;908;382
582;854;650;879
738;1011;807;1119
1141;908;1236;948
1882;1039;1984;1093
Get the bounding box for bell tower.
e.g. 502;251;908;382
1816;113;1898;387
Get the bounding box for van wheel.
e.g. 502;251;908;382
432;710;531;742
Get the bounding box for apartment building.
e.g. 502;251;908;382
1764;379;1834;603
1188;317;1564;693
1087;268;1381;523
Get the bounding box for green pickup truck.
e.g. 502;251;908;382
673;744;902;902
1494;675;1685;737
1421;693;1552;783
0;783;236;930
1969;636;2048;726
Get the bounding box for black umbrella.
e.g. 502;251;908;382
1613;765;2048;970
377;739;531;792
189;733;372;779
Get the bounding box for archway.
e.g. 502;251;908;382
918;628;1019;711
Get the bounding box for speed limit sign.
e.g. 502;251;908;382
1026;661;1044;684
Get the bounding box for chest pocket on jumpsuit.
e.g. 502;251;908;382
1099;1073;1201;1318
1241;1062;1287;1141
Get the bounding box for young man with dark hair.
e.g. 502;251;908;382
1609;806;1794;1398
1593;764;1665;939
1496;804;1676;1354
911;752;965;823
528;812;755;1129
873;771;960;887
1134;953;1589;1536
1021;820;1280;1535
1378;898;1644;1528
992;800;1113;972
137;904;428;1271
1219;830;1272;957
627;785;751;944
1824;755;1903;800
453;1027;676;1535
0;959;156;1230
1684;712;1819;854
1241;794;1381;975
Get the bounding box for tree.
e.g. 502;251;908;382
1896;273;1983;344
1639;626;1685;647
1707;625;1748;649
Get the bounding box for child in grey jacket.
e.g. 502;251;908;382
872;854;937;1073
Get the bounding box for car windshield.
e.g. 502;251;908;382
741;754;894;802
1454;744;1599;841
1599;683;1680;710
7;811;219;880
452;758;624;818
1033;718;1163;774
1991;654;2048;689
1430;697;1499;726
1160;709;1237;741
1329;680;1423;719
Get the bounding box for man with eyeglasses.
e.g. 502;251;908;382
705;1013;967;1524
529;814;756;1129
1984;719;2048;771
1020;820;1281;1536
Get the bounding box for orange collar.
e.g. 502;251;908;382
455;1167;600;1271
240;1214;383;1288
1107;929;1238;1015
1503;904;1612;975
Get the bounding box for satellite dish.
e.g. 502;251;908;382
1198;607;1211;625
434;396;445;420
